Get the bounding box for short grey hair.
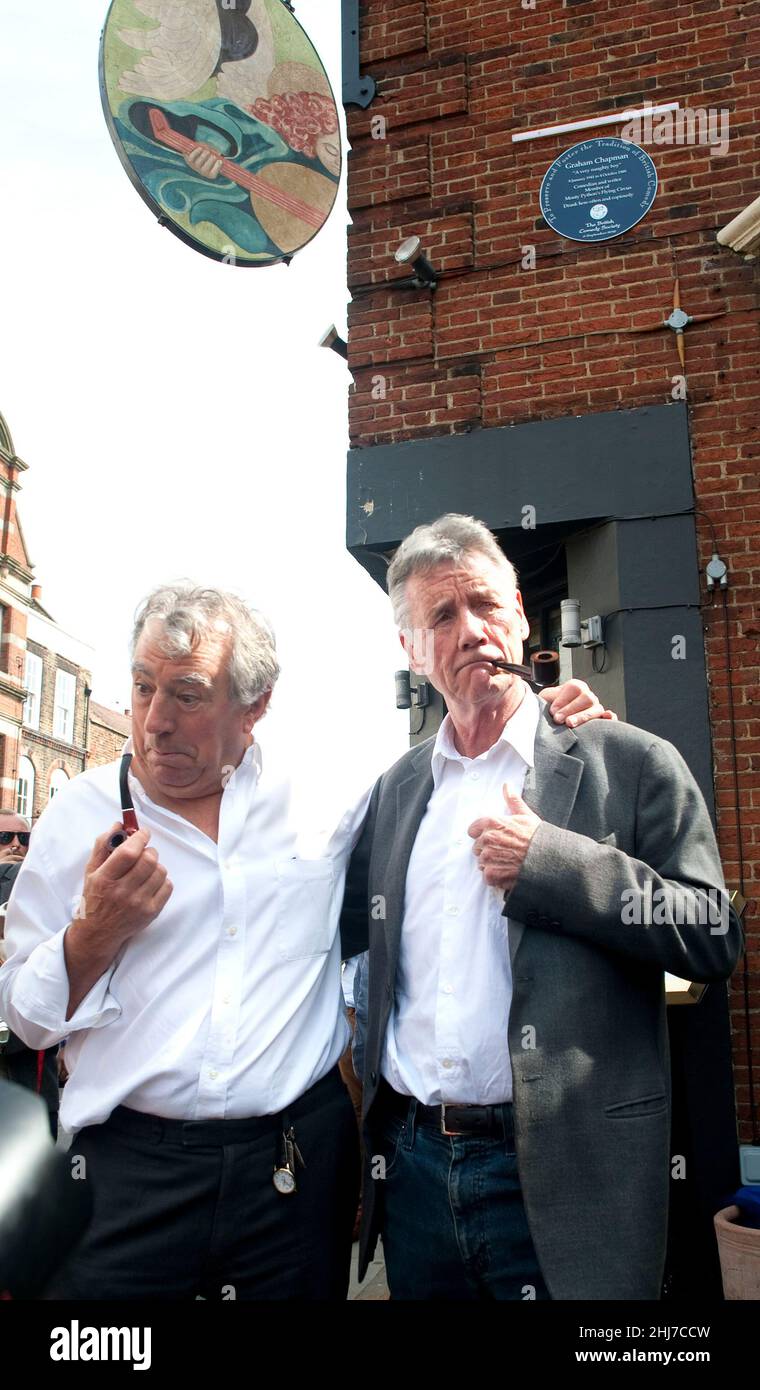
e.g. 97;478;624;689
0;809;31;829
131;584;280;705
387;514;518;628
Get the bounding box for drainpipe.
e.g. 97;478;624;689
83;685;92;770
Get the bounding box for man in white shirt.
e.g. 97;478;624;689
0;585;359;1299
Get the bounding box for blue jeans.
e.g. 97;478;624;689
376;1098;550;1300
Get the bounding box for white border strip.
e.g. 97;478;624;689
512;102;681;145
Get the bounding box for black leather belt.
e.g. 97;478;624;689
380;1078;513;1139
106;1066;344;1148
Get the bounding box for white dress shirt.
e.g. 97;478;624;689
0;739;363;1132
382;687;541;1105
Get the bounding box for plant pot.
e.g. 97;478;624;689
714;1205;760;1300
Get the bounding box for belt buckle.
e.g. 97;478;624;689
440;1104;466;1137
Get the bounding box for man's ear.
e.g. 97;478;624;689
244;689;272;732
399;627;427;676
514;590;530;643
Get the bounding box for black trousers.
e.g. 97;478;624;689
45;1067;359;1300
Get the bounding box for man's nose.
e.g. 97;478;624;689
144;693;176;734
456;608;488;647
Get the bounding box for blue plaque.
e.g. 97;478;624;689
539;137;657;243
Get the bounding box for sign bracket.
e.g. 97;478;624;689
341;0;376;108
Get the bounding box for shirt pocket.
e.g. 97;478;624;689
275;859;336;961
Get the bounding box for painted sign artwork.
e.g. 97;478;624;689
100;0;341;265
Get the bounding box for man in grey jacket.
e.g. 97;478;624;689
340;513;742;1301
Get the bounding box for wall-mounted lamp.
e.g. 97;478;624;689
706;551;728;590
561;599;604;649
319;324;348;360
394;236;439;289
395;671;430;710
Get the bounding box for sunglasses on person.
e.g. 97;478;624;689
0;831;30;847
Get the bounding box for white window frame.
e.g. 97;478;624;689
23;650;43;730
16;756;35;818
49;767;70;800
53;669;77;743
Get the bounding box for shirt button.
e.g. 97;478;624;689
469;771;479;781
227;927;237;937
446;905;459;916
442;983;454;995
209;1070;218;1080
442;1059;454;1070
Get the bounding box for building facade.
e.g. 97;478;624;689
19;600;95;818
88;701;132;768
343;0;758;1297
0;409;129;818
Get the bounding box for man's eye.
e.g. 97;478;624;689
178;694;199;706
135;684;151;696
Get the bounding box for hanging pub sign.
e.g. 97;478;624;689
539;137;657;243
99;0;342;265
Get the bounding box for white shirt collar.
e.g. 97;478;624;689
119;736;263;789
431;686;541;786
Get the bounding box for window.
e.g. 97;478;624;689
16;756;35;818
53;669;76;742
49;768;70;800
23;651;43;730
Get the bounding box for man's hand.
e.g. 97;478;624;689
0;847;25;863
469;785;541;894
184;143;224;179
63;825;173;1019
78;825;172;946
539;678;617;727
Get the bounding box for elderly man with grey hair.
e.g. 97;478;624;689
0;584;361;1300
341;514;742;1302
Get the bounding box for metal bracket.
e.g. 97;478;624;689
342;0;376;108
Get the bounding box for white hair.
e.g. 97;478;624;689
386;514;518;628
0;809;31;829
131;584;280;705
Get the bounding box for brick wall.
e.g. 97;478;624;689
88;709;131;769
347;0;760;1139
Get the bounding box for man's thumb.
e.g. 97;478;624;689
503;782;527;812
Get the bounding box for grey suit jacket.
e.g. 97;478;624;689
340;705;743;1298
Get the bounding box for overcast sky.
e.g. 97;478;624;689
0;0;408;824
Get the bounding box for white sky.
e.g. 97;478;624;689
0;0;408;825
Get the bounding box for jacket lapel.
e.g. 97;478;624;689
508;703;584;962
384;743;434;980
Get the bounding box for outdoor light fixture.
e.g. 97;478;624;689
318;324;348;360
394;236;439;289
395;671;430;710
706;550;729;590
561;599;603;650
